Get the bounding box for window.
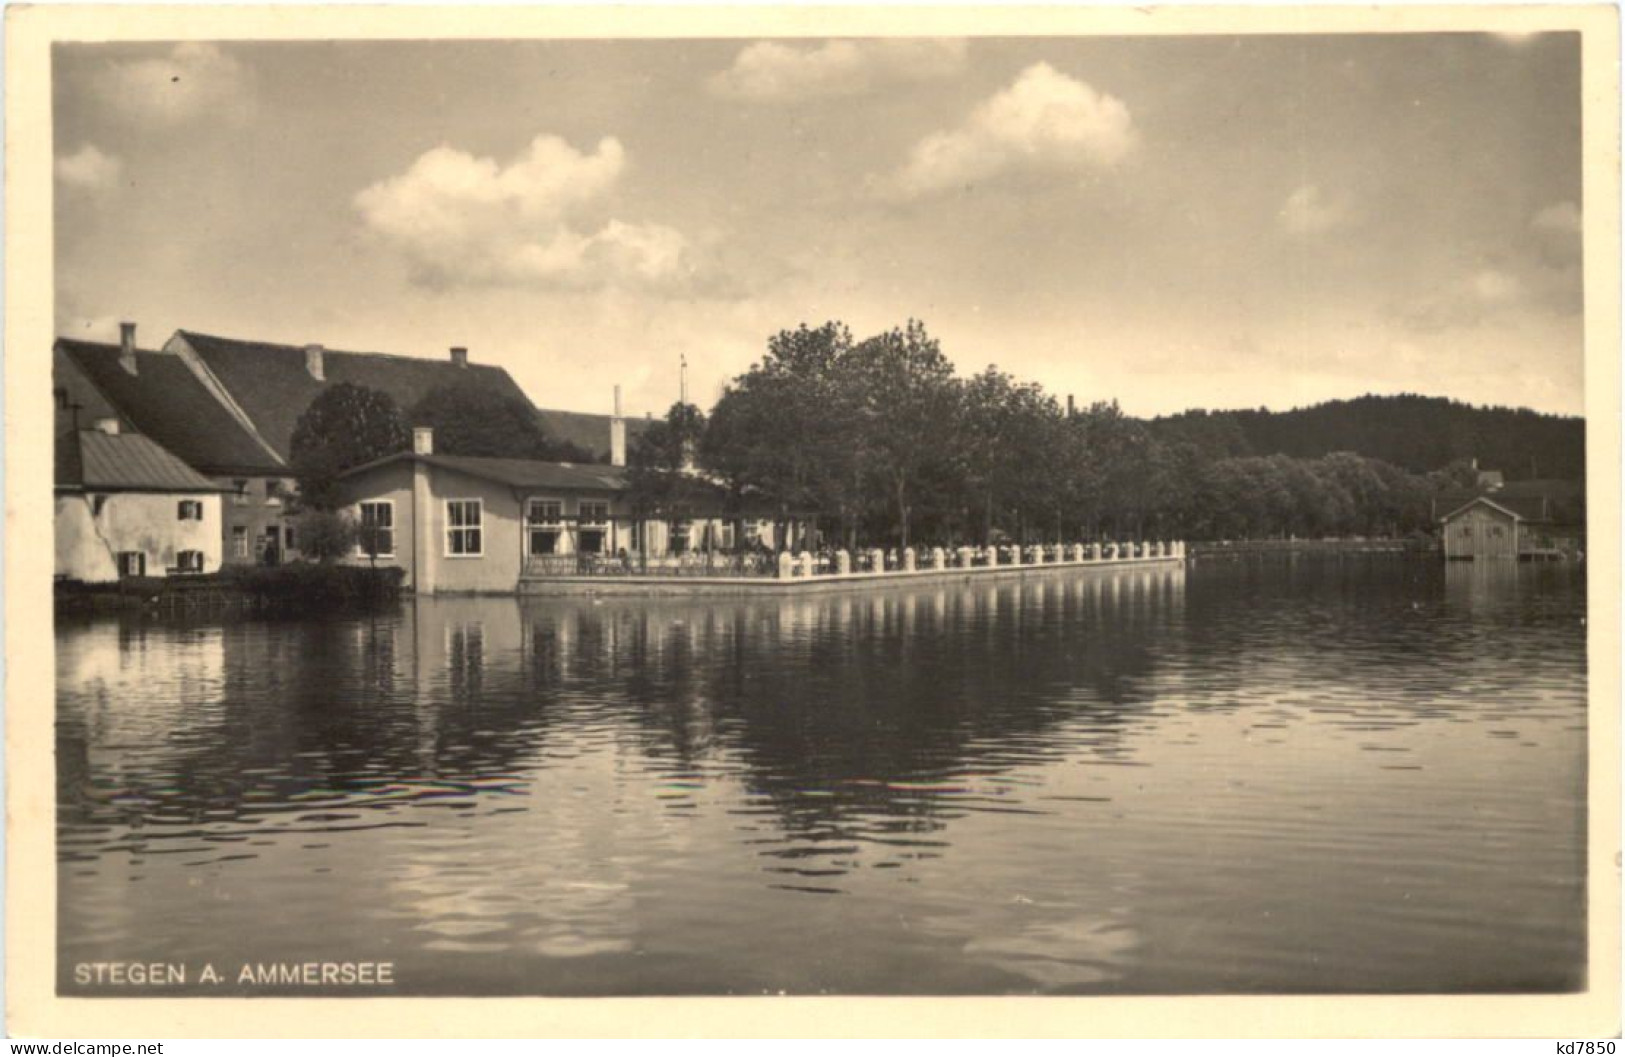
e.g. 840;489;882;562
232;526;249;558
265;480;285;506
719;523;736;551
526;499;562;556
285;525;296;551
232;480;249;506
177;499;205;521
445;499;483;556
359;500;396;558
176;550;205;574
117;552;145;578
671;520;691;555
578;501;609;555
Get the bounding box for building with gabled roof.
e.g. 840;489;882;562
163;330;537;462
1436;477;1585;560
55;419;226;582
55;325;297;566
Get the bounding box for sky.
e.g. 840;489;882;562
53;33;1585;420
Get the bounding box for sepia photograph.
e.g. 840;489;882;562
7;3;1619;1041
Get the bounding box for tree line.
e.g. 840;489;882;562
629;321;1512;548
1152;394;1584;481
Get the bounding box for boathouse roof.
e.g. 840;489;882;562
1435;479;1584;526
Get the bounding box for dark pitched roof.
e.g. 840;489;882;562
535;408;652;461
174;331;536;462
56;339;283;474
1437;479;1584;525
1438;495;1524;522
57;429;222;492
340;452;630;492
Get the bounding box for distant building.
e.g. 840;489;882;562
55;418;225;582
1436;477;1585;560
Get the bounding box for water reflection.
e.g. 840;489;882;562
56;559;1585;995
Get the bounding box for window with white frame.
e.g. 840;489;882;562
445;499;483;556
265;480;286;505
177;499;204;521
231;480;249;506
359;500;396;558
117;552;145;578
526;499;562;555
232;526;249;558
176;550;205;574
579;500;609;554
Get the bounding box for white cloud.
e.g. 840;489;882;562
1530;200;1582;268
355;134;715;293
1531;201;1581;236
93;43;254;127
55;144;123;194
708;38;966;101
1398;262;1583;333
881;63;1135;199
1277;184;1350;235
1470;268;1522;304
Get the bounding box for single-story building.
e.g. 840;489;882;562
55;419;226;582
334;428;813;592
1439;496;1522;560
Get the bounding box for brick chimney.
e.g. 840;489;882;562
413;427;434;455
118;321;137;375
610;385;627;467
305;343;325;381
93;417;120;435
450;346;468;369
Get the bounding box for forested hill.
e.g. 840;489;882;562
1150;395;1585;481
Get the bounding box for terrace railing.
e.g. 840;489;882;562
523;541;1187;581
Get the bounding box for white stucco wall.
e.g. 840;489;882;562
55;492;223;582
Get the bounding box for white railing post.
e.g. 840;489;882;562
777;551;795;579
798;550;813;577
903;547;916;572
931;547;946;570
836;549;851;576
869;548;885;575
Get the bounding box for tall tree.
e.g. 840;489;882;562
843;320;959;550
290;382;411;510
627;401;710;549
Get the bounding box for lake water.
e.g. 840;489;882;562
56;556;1588;995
